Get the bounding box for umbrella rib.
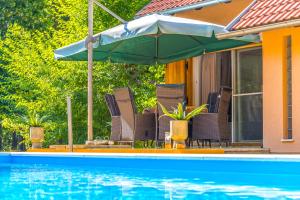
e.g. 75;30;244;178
94;50;154;59
102;40;152;60
102;36;157;59
106;40;125;55
162;44;206;59
190;36;207;46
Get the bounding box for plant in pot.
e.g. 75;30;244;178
158;103;207;149
22;111;48;149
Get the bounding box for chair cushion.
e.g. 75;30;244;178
105;94;120;116
207;92;219;113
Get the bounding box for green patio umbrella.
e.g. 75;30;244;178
54;14;258;65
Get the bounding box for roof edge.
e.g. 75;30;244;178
136;0;231;18
135;1;154;17
226;0;257;31
218;19;300;39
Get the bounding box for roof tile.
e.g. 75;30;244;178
136;0;204;16
231;0;300;30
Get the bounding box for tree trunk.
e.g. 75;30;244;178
17;135;26;152
11;131;18;150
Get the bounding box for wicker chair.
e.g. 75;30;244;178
104;94;122;141
207;92;220;113
114;87;156;147
191;87;232;147
156;84;186;146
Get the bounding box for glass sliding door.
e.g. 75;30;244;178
233;48;263;142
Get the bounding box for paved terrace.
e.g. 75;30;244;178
27;143;270;154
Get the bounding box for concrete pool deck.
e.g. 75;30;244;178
27;148;225;154
26;147;271;154
34;142;270;154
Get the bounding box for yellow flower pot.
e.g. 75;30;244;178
30;127;44;149
170;120;188;149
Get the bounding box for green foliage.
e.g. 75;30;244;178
158;103;207;121
20;111;48;127
0;0;164;150
0;0;51;38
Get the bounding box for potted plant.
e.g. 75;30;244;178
22;111;48;149
158;103;207;149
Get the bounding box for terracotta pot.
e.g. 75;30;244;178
170;120;188;149
30;127;44;149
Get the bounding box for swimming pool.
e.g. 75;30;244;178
1;153;300;200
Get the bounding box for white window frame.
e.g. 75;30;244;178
231;47;263;143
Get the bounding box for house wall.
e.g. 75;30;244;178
165;60;186;84
165;0;252;106
262;27;300;153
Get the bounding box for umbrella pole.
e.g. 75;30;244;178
86;1;126;143
87;0;93;142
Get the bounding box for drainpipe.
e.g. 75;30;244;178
161;0;231;15
217;19;300;39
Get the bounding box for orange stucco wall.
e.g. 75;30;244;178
165;60;186;84
262;27;300;153
165;58;194;106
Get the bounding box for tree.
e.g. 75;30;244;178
0;0;164;149
0;0;51;38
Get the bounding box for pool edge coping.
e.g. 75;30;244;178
2;152;300;162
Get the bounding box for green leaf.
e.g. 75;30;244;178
185;104;208;120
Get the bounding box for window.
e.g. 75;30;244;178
233;48;263;142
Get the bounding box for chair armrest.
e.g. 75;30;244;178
193;113;218;121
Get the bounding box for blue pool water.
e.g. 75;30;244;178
1;153;300;200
